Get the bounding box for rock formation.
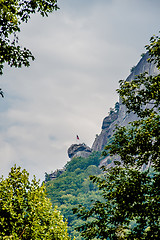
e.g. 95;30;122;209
68;143;92;159
67;53;159;162
91;111;118;152
91;52;159;152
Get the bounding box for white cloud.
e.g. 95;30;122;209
0;0;160;181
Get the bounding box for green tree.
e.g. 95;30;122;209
74;167;160;240
0;0;59;74
73;33;160;239
0;165;70;240
45;153;103;239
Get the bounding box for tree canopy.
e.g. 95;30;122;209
73;33;160;240
0;0;59;75
0;165;70;240
45;152;103;240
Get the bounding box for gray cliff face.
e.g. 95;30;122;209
91;53;159;152
91;111;118;152
68;143;92;159
67;53;159;161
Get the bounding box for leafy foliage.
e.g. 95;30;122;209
65;152;101;172
146;33;160;69
45;152;103;239
0;0;59;75
74;167;160;240
0;165;70;240
117;73;160;118
74;34;160;239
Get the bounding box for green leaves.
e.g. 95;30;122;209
118;73;160;118
0;165;70;240
146;33;160;70
74;167;160;240
0;0;59;75
45;153;103;239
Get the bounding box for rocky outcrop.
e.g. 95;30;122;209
91;52;159;152
47;53;159;181
92;111;118;152
45;168;64;182
68;143;92;159
102;111;118;129
67;53;159;163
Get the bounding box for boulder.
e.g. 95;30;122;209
68;143;92;159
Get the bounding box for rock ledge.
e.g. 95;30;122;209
68;143;92;159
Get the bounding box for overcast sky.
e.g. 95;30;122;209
0;0;160;181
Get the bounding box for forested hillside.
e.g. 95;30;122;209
45;33;160;240
45;152;105;239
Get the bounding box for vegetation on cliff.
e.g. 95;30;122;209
45;152;104;239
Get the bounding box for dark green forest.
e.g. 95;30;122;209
45;152;105;239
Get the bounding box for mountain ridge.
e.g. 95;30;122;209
45;51;160;240
67;52;159;161
46;52;159;180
